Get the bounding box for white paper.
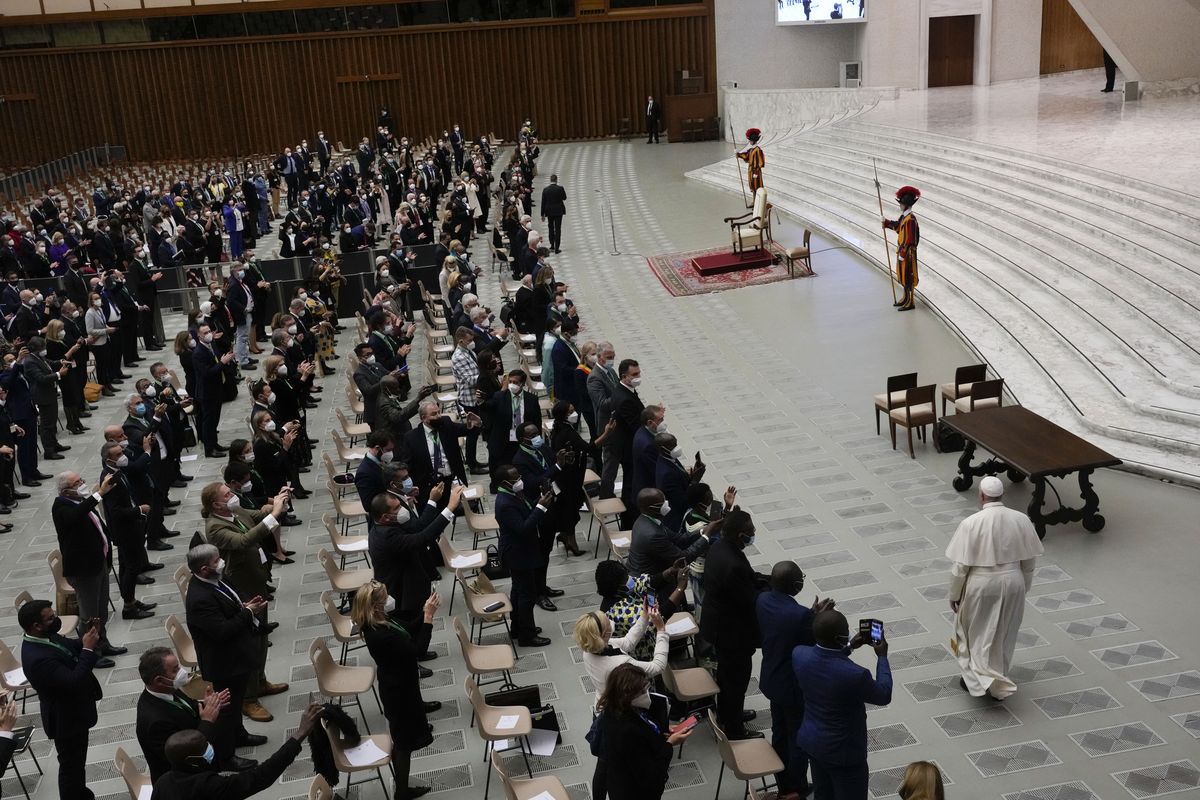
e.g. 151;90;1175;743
3;668;26;686
527;792;555;800
464;488;479;500
526;727;558;757
138;784;153;800
180;454;199;462
342;738;389;766
450;552;485;568
495;714;520;730
341;539;369;552
665;618;697;636
610;536;631;548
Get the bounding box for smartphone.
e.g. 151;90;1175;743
398;364;409;374
859;618;884;645
670;714;701;735
482;600;505;613
647;593;658;609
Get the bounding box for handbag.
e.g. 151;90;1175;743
482;544;508;580
83;382;104;403
530;704;562;745
485;684;540;711
182;425;198;449
585;711;605;757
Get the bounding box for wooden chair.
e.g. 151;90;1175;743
13;591;76;637
321;590;367;666
323;512;370;570
783;229;814;277
940;363;988;415
464;676;534;800
874;372;918;435
438;535;486;615
954;377;1004;413
114;746;151;800
707;708;783;800
308;638;382;731
725;187;771;254
492;748;570;800
888;385;937;459
321;718;394;799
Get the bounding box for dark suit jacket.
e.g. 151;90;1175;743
539;184;566;217
755;591;816;708
700;538;763;652
367;507;449;612
100;466;147;545
550;339;580;406
402;420;469;502
20;634;102;739
0;734;13;785
609;382;645;460
601;709;673;799
646;100;662;124
630;426;658;503
485;390;541;460
184;578;261;681
495;491;544;570
654;456;690;531
352;362;389;428
191;343;232;402
21;354;59;412
52;494;112;578
136;689;216;783
148;737;302;800
354;455;387;513
625;514;707;578
64;268;90;308
511;444;557;500
793;645;892;766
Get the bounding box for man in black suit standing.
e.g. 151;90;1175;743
646;95;662;144
22;336;70;461
539;174;567;254
485;370;542;482
316;131;333;175
184;543;270;769
99;441;159;620
401;401;481;505
18;598;104;800
53;471;125;664
135;646;245;783
610;358;646;526
192;323;236;457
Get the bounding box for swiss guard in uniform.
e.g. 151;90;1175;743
883;185;920;311
736;128;766;196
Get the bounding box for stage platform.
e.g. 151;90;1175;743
691;247;777;275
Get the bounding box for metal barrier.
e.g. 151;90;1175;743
0;145;126;206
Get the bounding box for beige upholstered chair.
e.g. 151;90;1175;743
940;363;988;415
954;377;1004;413
708;708;784;800
874;372;918;435
888;385;937;458
725;187;772;254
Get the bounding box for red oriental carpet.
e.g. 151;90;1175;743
647;242;803;297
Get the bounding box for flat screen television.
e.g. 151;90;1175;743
777;0;867;25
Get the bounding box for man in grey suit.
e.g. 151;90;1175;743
586;341;620;498
23;336;71;460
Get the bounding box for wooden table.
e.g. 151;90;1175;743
941;406;1122;539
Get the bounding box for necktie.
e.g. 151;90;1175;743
431;431;444;473
88;510;109;557
513;396;523;427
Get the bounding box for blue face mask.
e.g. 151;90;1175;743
401;477;414;491
134;403;146;416
745;534;756;547
201;743;215;764
530;435;545;449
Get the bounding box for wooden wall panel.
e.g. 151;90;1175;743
1040;0;1103;75
0;11;714;166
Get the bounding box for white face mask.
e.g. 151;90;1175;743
658;500;671;517
393;505;411;525
276;364;288;376
510;479;525;493
380;269;390;278
76;482;91;496
364;355;376;365
225;494;241;511
144;385;157;397
671;445;684;460
201;333;213;344
263;420;276;432
632;688;652;709
213;558;226;577
629;377;642;389
508;383;522;395
171;667;190;690
267;392;277;404
243;451;255;463
114;455;129;468
567;411;579;424
381;450;394;463
117;439;129;448
93;300;103;308
287;325;298;335
383;595;397;613
298;292;308;301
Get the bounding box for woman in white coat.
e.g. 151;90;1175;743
574;602;669;694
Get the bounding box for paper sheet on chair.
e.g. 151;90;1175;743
528;792;556;800
341;539;369;552
450;552;485;568
610;536;631;548
180;454;199;462
665;618;696;636
464;487;479;500
138;785;153;800
3;668;25;686
495;714;520;730
343;738;389;766
527;727;558;757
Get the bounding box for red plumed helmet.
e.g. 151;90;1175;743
895;185;921;201
745;128;762;141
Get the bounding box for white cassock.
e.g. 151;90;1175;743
946;501;1044;699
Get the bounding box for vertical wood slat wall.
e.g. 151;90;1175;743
0;11;714;165
1039;0;1103;75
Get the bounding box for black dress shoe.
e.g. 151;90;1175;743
21;481;41;488
35;472;54;480
518;636;552;647
265;621;280;632
141;563;165;572
171;480;188;488
536;596;558;612
406;786;432;798
122;606;154;620
55;444;70;452
179;474;195;481
417;651;437;662
281;517;302;527
12;491;30;500
469;466;489;476
237;733;269;747
147;540;173;551
136;574;156;585
0;507;9;515
544;587;565;598
166;499;181;507
118;373;133;379
136;600;158;610
224;756;258;771
423;700;442;714
101;644;128;656
163;508;176;516
418;665;434;679
731;730;766;740
88;404;99;410
43;453;64;460
741;709;758;723
95;657;116;669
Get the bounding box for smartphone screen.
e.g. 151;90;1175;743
870;620;884;645
859;618;883;644
647;593;658;609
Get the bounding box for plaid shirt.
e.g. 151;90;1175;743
451;345;480;409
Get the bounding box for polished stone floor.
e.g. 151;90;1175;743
2;104;1200;800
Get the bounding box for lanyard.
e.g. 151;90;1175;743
22;634;75;660
519;444;545;468
497;487;530;509
385;620;412;639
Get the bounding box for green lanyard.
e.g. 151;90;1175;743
170;695;196;715
497;487;530;509
519;444;545;468
385;620;411;639
22;634;75;660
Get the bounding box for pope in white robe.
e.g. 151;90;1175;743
946;475;1044;700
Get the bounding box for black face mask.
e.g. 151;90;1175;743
41;617;63;636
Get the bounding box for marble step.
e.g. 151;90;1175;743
764;137;1200;404
686;160;1200;483
846;120;1200;228
795;130;1200;313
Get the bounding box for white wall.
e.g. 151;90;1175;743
990;0;1042;82
714;0;858;89
857;1;923;89
1069;0;1200;82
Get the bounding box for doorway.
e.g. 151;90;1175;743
928;15;976;88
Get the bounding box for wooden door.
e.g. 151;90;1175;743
928;15;976;88
1040;0;1103;74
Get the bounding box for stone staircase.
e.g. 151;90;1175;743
686;120;1200;485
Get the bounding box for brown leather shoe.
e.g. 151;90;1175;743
242;700;274;722
260;680;289;696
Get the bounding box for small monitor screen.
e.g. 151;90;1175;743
777;0;867;25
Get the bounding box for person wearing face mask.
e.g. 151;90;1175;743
596;663;694;800
125;243;166;351
123;390;178;552
0;385;22;527
449;327;489;475
626;488;713;587
153;702;322;799
351;342;389;429
609;359;646;526
199;482;291;723
630;405;666;511
550;317;583;409
99;441;160;621
263;358;312;468
652;431;708;532
351;582;441;799
191;323;237;457
22;335;72;461
224;264;258;370
494;464;556;646
700;508;769;741
550;400;616;557
5;289;41;341
484;369;542;484
18;599;105;800
0;345;53;487
106;268;144;370
250;409;306;501
184;542;272;765
135;646;243;782
511;421;574;609
401;401;480;505
355;431;398;513
85;289;120;394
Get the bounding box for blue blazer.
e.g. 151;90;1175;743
654;456;690;531
792;645;891;766
495;491;544;570
630;426;658;501
755;591;816;707
355;455;387;513
550;339;580;405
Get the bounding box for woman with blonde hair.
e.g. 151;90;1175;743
898;761;945;800
352;581;440;799
574;602;669;694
